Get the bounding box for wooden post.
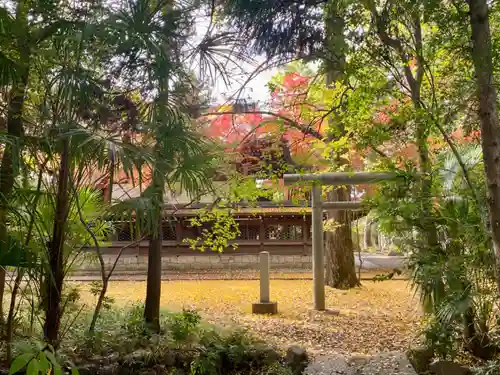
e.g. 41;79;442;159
312;183;325;311
259;216;265;250
175;220;183;243
302;217;308;254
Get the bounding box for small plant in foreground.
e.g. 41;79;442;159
169;309;202;343
190;329;279;375
264;363;294;375
473;361;500;375
9;343;78;375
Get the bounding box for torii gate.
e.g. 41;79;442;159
283;172;396;311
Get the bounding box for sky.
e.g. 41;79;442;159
206;55;278;105
193;16;278;105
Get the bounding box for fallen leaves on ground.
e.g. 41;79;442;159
76;279;421;356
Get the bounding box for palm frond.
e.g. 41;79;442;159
441;144;482;192
189;30;255;86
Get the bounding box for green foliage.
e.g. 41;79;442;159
264;363;294;375
370;145;497;359
0;235;38;267
123;303;151;338
89;281;115;310
422;316;460;360
190;329;277;375
371;269;402;282
184;209;240;253
473;361;500;375
9;343;77;375
168;309;202;343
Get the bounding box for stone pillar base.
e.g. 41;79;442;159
252;301;278;314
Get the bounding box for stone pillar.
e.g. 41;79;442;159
252;251;278;314
260;251;270;302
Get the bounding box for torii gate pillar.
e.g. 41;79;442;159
284;172;396;311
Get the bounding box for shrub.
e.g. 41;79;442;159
168;309;202;343
190;329;279;375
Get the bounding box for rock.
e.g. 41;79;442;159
356;352;416;375
77;364;99;375
124;349;151;366
153;365;167;374
172;349;197;367
429;360;471;375
306;352;416;375
304;355;352;375
324;309;340;316
161;351;176;367
407;346;434;373
260;345;280;364
286;346;309;375
98;364;118;375
348;355;369;367
388;251;402;256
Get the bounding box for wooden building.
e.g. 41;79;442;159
105;201;313;258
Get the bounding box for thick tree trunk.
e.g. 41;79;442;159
325;187;359;289
322;6;358;289
44;140;70;346
467;0;500;293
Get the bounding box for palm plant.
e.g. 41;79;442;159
372;144;498;359
0;0;250;346
96;0;250;331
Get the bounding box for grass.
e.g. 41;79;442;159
75;279;421;356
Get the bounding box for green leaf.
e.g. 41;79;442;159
0;235;37;267
27;358;40;375
38;352;49;372
9;353;33;375
44;350;58;367
53;364;62;375
71;367;80;375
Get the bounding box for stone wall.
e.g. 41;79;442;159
73;253;313;275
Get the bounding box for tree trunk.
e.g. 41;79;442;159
89;283;107;333
467;0;500;293
144;217;162;331
144;173;163;332
323;6;358;289
44;139;70;346
107;148;115;203
325;187;359;289
0;60;29;326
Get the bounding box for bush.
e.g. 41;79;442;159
6;304;287;375
168;309;202;343
190;329;279;375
